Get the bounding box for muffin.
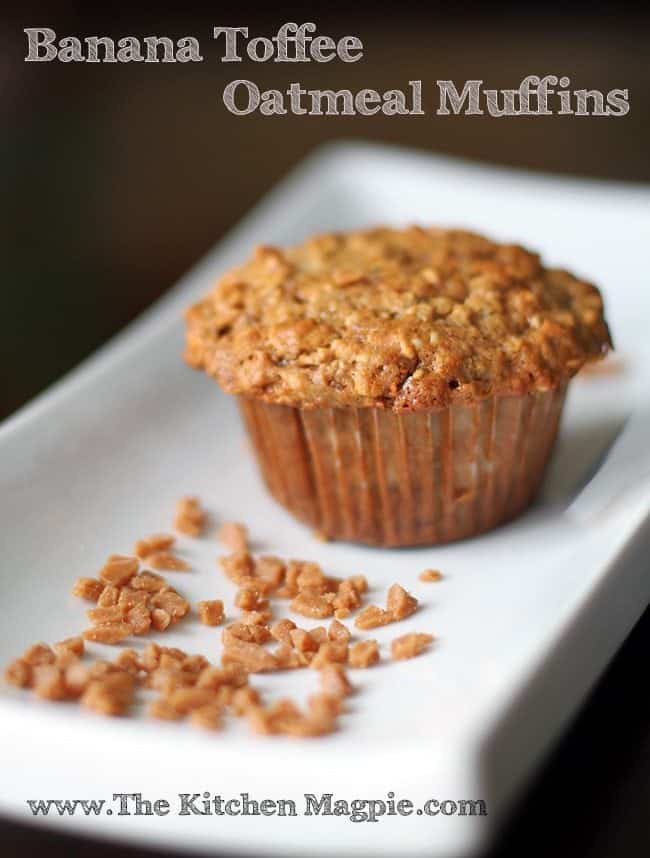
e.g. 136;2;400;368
184;227;611;546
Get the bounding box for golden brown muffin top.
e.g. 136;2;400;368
184;227;612;411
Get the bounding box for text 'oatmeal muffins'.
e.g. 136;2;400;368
184;226;611;546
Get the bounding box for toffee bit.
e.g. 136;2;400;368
269;618;296;645
348;639;380;668
134;534;175;559
391;633;434;660
419;569;443;583
174;496;206;537
99;555;139;588
72;577;104;602
218;521;249;553
197;599;224;626
319;663;353;698
386;583;418;620
219;551;255;583
290;591;335;619
354;605;392;630
83;622;133;645
147;551;190;572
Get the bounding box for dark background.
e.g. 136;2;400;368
2;2;650;856
3;2;650;421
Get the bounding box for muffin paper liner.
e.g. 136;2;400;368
238;383;567;547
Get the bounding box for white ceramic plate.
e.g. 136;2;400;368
1;142;649;858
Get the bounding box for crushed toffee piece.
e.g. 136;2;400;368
6;510;436;740
386;583;418;620
290;591;335;619
81;672;135;716
72;578;104;602
198;599;225;626
99;555;138;587
354;605;393;630
147;551;190;572
174;496;207;537
319;663;353;698
134;534;175;559
348;639;380;668
391;633;434;660
218;521;249;553
418;569;443;583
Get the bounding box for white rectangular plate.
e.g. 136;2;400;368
1;142;649;858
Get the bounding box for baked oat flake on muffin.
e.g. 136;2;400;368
184;227;611;546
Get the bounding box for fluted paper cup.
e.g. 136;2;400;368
237;384;567;547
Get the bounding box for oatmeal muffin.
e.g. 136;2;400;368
184;227;611;546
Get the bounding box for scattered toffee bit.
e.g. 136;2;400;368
4;659;32;688
348;639;380;668
64;662;92;697
131;571;166;593
354;605;392;630
86;606;126;624
290;591;335;619
231;686;260;715
151;609;171;631
270;618;296;645
127;604;152;636
114;648;140;675
167;687;221;715
99;555;138;587
23;642;56;666
235;585;268;612
134;534;175;559
94;643;264;724
98;585;120;607
310;627;328;645
308;693;343;719
328;619;351;644
149;698;182;721
189;703;224;731
174;496;206;536
218;521;249;553
73;558;190;643
333;579;364;618
240;608;273;626
310;641;349;669
198;599;225;626
33;665;68;701
419;569;443;583
391;633;434;660
82;672;135;716
221;634;279;673
247;696;336;737
72;577;104;602
224;622;271;645
150;589;190;621
387;583;418;621
290;628;320;654
147;552;190;572
347;575;368;594
273;644;304;669
254;555;285;590
83;622;132;645
5;504;436;738
219;551;255;584
319;663;353;698
354;583;418;629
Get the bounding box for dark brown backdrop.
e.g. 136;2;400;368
2;4;650;420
